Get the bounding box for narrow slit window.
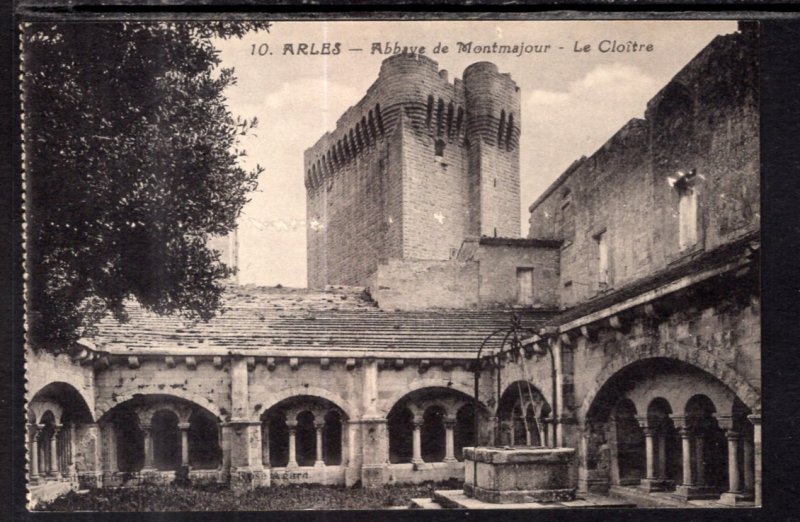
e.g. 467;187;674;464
517;268;534;306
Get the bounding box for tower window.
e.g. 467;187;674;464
517;268;534;305
595;230;609;288
434;139;446;160
678;187;698;249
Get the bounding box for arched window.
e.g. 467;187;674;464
685;394;726;490
436;98;445;136
151;410;180;471
614;398;644;484
497;110;506;146
648;398;681;486
454;404;476;461
188;411;221;470
506;113;515;150
422;406;446;462
323;410;343;465
435;139;446;159
388;407;414;463
296;411;316;466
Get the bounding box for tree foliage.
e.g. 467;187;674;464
23;22;267;351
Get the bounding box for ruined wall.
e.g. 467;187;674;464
306;54;521;287
26;348;96;418
527;28;759;309
93;358;231;421
471;241;560;309
368;258;480;311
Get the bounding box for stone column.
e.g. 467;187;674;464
749;414;761;507
644;427;656;481
679;427;693;487
314;421;325;467
29;424;41;484
444;417;457;463
726;430;741;493
743;438;754;492
411;419;424;465
637;417;662;492
657;430;667;480
287;420;298;469
178;422;191;468
694;434;705;487
49;425;62;478
141;424;155;471
261;424;270;468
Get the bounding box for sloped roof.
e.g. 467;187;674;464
90;285;556;357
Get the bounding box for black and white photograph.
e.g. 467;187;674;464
19;17;762;512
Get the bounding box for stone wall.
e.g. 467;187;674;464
306;54;521;287
368;258;479;311
26;348;96;417
527;28;759;309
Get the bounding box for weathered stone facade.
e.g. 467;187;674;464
27;23;760;509
306;54;521;288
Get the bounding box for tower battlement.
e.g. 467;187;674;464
306;54;522;288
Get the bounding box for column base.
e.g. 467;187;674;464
76;471;104;489
639;478;673;492
230;469;269;491
443;457;458;464
673;484;721;500
719;491;754;506
345;466;361;487
361;464;386;488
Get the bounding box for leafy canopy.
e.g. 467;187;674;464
24;22;267;351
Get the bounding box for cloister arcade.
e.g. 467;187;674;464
496;381;552;448
261;396;347;475
387;387;488;468
582;358;756;504
98;396;222;483
27;382;94;487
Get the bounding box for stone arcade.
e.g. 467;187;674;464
27;23;760;509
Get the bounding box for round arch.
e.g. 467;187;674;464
578;348;760;423
256;386;356;421
379;374;478;416
95;390;223;422
96;393;222;425
29;381;94;424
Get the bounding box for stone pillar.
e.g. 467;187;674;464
726;430;741;493
694;434;705;486
637;418;663;492
49;425;62;478
743;438;754;492
314;421;325;467
749;414;761;507
28;424;41;484
142;424;155;471
644;427;656;481
178;422;191;468
226;356;268;489
444;417;457;463
261;424;270;468
411;419;424;465
680;427;693;487
673;416;715;500
287;420;298;468
657;431;667;480
719;427;753;506
345;421;360;487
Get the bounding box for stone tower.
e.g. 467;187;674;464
305;54;521;288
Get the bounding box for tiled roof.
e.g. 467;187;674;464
90;285;556;356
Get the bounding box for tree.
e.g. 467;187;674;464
23;22;268;351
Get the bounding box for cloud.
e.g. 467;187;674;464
520;64;661;207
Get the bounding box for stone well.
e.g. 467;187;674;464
463;447;576;503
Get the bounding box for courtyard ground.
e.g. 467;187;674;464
35;480;462;511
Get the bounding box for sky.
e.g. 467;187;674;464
214;20;738;288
